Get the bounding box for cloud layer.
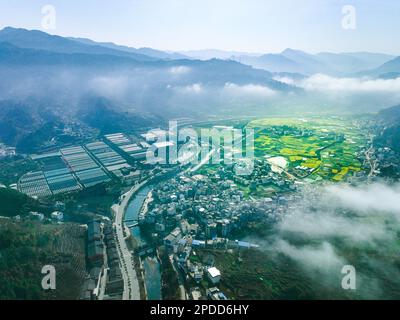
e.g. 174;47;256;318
300;74;400;94
223;82;277;97
325;183;400;218
256;182;400;299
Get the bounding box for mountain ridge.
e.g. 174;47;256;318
68;36;189;60
0;27;157;62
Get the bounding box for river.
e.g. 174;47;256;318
124;185;162;300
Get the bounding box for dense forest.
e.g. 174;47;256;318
0;220;87;299
0;188;45;217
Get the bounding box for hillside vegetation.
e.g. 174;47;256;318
0;220;87;299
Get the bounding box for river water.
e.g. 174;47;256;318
124;185;162;300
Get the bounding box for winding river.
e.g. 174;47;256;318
124;185;162;300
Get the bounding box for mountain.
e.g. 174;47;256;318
0;101;35;145
0;188;42;217
231;48;395;76
0;27;156;61
365;56;400;78
2;27;393;76
180;49;261;60
317;52;395;74
0;42;144;66
232;48;330;75
345;52;395;67
0;27;289;87
377;104;400;123
78;97;160;134
233;53;302;73
0;27;297;153
376;105;400;153
0;98;77;153
69;37;189;60
281;49;328;73
0;41;290;89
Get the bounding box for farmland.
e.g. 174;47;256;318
247;117;368;182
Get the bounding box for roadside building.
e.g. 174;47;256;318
87;240;104;267
87;220;102;242
206;267;221;284
207;287;228;300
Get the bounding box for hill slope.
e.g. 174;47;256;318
0;27;156;61
367;56;400;78
69;36;188;60
376;105;400;153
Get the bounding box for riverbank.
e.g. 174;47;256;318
124;184;162;300
112;182;148;300
138;189;153;222
126;229;147;300
121;168;183;300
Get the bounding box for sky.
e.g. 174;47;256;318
0;0;399;54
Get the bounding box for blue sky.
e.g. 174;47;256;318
0;0;399;54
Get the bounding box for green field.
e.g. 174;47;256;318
247;117;368;182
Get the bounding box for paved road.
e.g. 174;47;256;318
97;234;108;300
97;266;108;300
365;145;377;180
112;182;147;300
188;128;253;174
188;147;219;173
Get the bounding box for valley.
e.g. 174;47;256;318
0;10;400;303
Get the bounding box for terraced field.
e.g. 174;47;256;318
0;220;87;299
247;117;368;182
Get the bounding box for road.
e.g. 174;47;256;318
97;233;108;300
110;125;254;299
365;145;377;180
112;181;147;300
188;147;220;173
97;266;108;300
187;128;253;174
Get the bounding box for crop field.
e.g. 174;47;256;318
247;117;368;182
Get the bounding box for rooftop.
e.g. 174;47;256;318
153;141;175;148
207;267;221;278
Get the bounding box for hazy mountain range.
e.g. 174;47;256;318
178;48;396;76
1;27;398;77
231;49;394;76
0;26;400;152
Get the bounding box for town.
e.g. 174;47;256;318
1;115;399;300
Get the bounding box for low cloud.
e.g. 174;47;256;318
274;240;345;272
279;205;388;243
174;83;203;94
254;182;400;298
223;82;277;97
274;73;400;112
90;75;130;98
325;183;400;219
169;66;191;75
300;74;400;94
278;183;400;242
273;76;296;85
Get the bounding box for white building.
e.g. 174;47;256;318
51;211;64;221
207;267;221;284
